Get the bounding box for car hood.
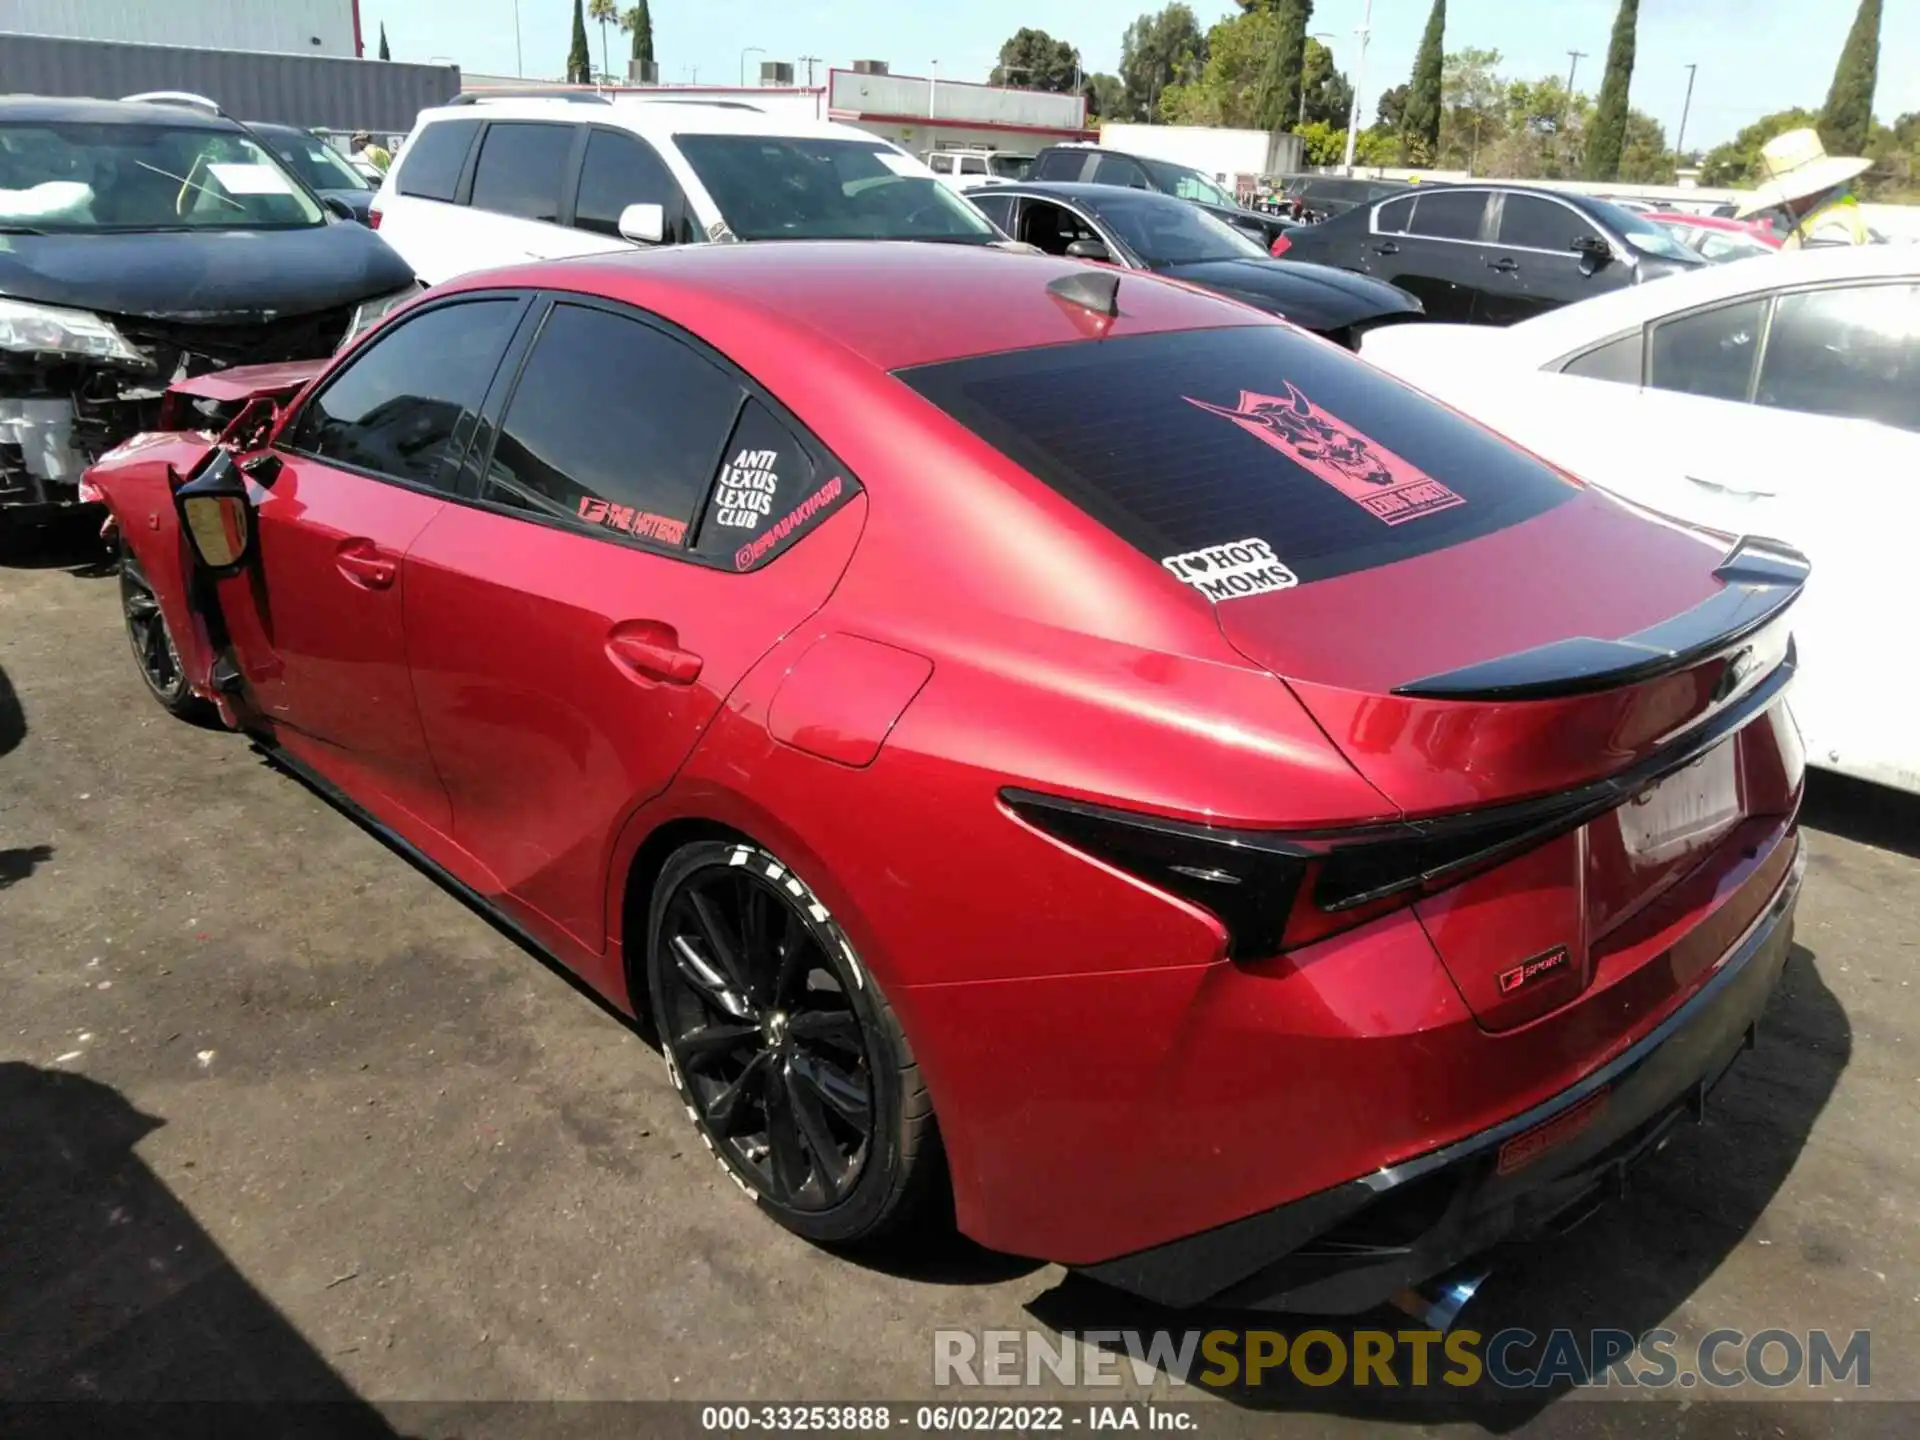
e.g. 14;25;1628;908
0;222;413;322
1158;256;1422;333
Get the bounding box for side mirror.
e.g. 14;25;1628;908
174;450;256;578
617;202;667;245
1065;238;1111;262
321;194;356;222
1571;234;1613;264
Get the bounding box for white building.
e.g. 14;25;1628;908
5;0;365;58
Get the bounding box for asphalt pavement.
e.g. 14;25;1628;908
2;529;1914;1437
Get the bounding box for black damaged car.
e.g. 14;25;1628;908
1;96;416;532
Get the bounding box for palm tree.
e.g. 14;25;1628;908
588;0;619;83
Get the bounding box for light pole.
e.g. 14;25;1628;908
798;55;821;87
1676;62;1699;159
1566;50;1587;96
511;0;522;77
740;46;765;86
1341;0;1372;175
1301;32;1336;127
929;60;939;118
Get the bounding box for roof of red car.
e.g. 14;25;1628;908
450;241;1275;372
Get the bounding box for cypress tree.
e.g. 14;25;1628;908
1585;0;1640;180
1400;0;1444;163
1820;0;1881;155
631;1;654;65
377;23;390;60
1259;0;1314;131
567;0;592;83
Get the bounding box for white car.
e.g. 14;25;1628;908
924;148;1033;191
1361;244;1920;793
370;94;1001;284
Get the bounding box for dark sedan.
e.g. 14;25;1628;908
1026;145;1294;249
246;121;378;222
969;182;1421;348
1275;183;1707;325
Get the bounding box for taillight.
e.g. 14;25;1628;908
1003;788;1592;959
367;208;383;230
1270;232;1291;257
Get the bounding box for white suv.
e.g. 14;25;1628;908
369;94;1003;283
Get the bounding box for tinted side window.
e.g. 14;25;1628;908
1649;298;1766;402
1409;190;1486;240
969;192;1015;231
1031;150;1084;181
1757;284;1920;431
1375;196;1414;233
959;156;988;175
483;304;742;545
1092;154;1149;188
693;399;855;569
1559;332;1644;384
1497;195;1590;251
469;122;573;222
395;118;479;201
575;129;685;239
288;300;518;489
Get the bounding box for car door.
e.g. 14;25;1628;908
567;125;696;248
402;297;866;952
1477;193;1610;325
460;120;585;267
222;294;527;829
1367;188;1491;322
967;190;1018;235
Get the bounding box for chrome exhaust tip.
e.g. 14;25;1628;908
1389;1264;1491;1332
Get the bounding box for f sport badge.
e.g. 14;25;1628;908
1186;382;1466;526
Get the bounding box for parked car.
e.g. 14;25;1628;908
1362;242;1917;792
1276;182;1707;324
1026;142;1292;249
1648;211;1782;262
370;94;1004;284
1278;173;1417;223
967;181;1421;347
0;95;415;530
89;241;1807;1316
248;121;378;222
924;148;1031;190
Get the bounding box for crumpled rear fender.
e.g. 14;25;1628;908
84;433;229;716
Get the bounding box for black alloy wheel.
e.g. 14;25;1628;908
646;840;940;1245
120;548;211;722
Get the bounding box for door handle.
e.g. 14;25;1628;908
1686;474;1777;499
1486;256;1520;273
334;540;398;589
606;622;703;686
1370;240;1399;256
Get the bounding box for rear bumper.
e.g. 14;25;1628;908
1080;838;1804;1314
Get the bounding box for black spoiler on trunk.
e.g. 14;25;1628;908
1393;536;1810;702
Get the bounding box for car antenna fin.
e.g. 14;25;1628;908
1047;269;1120;319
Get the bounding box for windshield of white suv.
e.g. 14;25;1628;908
988;153;1033;179
673;134;999;243
0;121;326;231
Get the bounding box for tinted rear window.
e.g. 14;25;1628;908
395;117;479;201
898;327;1576;587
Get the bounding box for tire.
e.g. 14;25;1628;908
119;546;216;724
646;839;943;1247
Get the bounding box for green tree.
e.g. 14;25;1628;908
1295;119;1347;166
1401;0;1445;164
992;28;1081;91
1299;35;1352;128
1585;0;1639;180
1700;107;1818;185
567;0;592;83
621;1;654;66
1373;82;1408;130
1617;110;1674;184
1119;5;1208;123
1435;47;1506;172
377;23;390;60
1257;0;1313;131
1820;0;1881;155
1084;72;1127;122
1158;6;1273;127
588;0;618;82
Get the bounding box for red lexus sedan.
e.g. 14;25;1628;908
87;242;1807;1317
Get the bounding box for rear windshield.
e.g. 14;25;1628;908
899;326;1577;587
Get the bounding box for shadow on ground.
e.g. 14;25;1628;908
0;1061;398;1435
1803;768;1920;861
1022;944;1850;1429
0;513;113;577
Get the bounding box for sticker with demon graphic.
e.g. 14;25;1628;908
1186;382;1466;526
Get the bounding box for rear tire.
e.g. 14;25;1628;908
646;839;943;1247
120;546;215;724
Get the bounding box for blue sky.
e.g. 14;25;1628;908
367;0;1917;151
